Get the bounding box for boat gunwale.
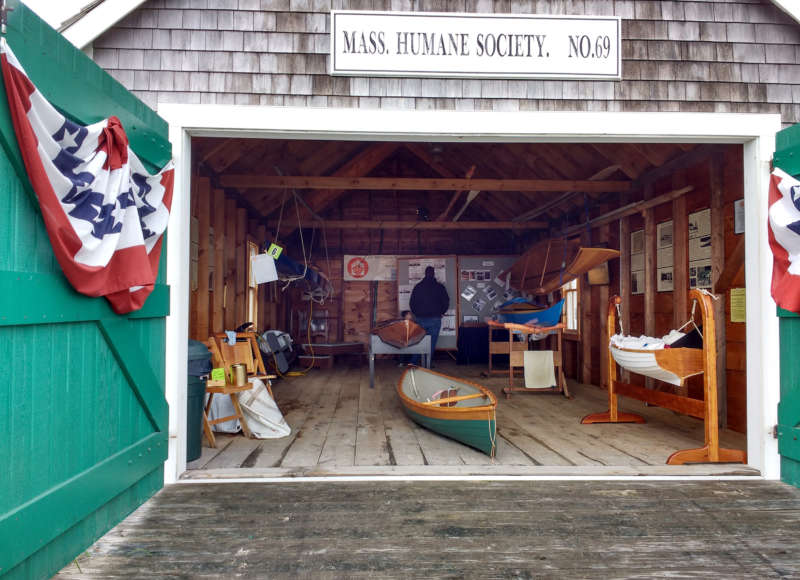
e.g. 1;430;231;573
396;367;498;418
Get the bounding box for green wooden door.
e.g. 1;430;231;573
0;7;172;578
773;125;800;488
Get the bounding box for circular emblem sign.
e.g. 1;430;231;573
347;257;369;279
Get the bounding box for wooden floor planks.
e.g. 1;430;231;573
57;480;800;578
186;359;752;477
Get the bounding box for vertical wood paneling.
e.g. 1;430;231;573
236;208;248;327
619;216;631;384
195;178;211;341
710;155;727;426
644;204;656;390
212;189;226;334
224;199;237;330
673;194;689;327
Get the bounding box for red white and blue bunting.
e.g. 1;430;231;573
0;40;173;314
769;168;800;313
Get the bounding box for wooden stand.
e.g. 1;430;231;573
202;382;253;449
202;333;278;448
487;320;569;399
581;290;746;465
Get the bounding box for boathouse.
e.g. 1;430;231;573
4;0;800;576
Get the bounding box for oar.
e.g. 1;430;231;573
421;393;489;406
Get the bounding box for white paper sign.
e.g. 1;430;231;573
330;11;621;80
344;255;397;281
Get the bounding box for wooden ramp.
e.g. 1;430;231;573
57;480;800;578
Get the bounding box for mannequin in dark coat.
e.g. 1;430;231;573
409;266;449;365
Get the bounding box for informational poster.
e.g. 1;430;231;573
441;310;456;336
343;254;397;281
408;257;447;285
657;220;674;292
730;287;746;323
397;284;412;311
397;256;457;349
690;260;713;289
689;209;712;289
631;229;644;295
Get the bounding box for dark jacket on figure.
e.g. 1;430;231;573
410;274;449;318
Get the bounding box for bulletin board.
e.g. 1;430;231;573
457;255;518;325
397;256;458;350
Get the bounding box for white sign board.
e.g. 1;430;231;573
343;255;397;281
330;11;620;79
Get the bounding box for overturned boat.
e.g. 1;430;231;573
372;319;426;349
502;237;619;295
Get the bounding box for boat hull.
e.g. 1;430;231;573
403;407;496;456
609;345;703;387
373;319;426;349
397;367;497;456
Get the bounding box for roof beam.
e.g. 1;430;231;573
562;185;694;236
218;175;631;192
264;220;547;230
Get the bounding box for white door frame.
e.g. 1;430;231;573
158;104;782;483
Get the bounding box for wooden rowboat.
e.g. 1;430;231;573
373;319;426;349
397;367;497;456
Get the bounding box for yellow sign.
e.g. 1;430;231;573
267;243;283;260
730;287;746;323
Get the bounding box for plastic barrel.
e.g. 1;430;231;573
187;340;212;462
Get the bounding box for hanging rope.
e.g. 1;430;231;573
616;301;624;336
273;188;288;248
487;408;497;460
539;239;552;290
278;191;310;292
677;298;704;338
558;237;569;288
322;223;333;299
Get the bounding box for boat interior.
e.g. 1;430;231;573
186;137;751;478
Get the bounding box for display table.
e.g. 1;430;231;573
369;334;431;388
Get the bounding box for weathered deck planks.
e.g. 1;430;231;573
57;480;800;578
185;360;752;477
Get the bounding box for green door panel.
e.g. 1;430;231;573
0;4;172;578
774;122;800;488
776;307;800;487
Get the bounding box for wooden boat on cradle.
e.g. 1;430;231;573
502;237;620;294
372;319;426;349
397;367;497;456
608;345;703;387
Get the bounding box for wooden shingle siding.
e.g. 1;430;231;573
92;0;800;125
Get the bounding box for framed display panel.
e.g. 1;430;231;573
457;255;518;325
397;256;458;350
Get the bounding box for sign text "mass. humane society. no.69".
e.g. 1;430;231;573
330;11;620;80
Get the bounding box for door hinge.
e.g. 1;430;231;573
773;424;779;439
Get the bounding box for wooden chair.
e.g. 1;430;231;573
202;333;276;448
212;332;275;398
